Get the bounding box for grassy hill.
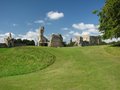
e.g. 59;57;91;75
0;47;55;77
0;46;120;90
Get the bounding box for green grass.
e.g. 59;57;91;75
0;45;120;90
0;47;55;77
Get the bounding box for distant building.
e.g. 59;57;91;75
49;34;64;47
75;34;101;46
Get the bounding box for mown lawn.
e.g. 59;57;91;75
0;47;55;77
0;45;120;90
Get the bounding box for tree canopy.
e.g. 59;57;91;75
14;39;35;46
99;0;120;39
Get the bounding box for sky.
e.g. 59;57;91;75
0;0;106;43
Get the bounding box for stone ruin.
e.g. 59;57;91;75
38;26;48;46
0;26;101;48
4;33;14;47
49;34;64;47
74;36;83;46
38;26;64;47
74;34;101;46
0;26;64;48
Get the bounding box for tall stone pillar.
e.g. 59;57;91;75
38;26;45;46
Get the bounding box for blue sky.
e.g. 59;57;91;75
0;0;105;43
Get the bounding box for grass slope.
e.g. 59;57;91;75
0;46;120;90
0;47;55;77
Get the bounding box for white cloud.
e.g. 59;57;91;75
69;31;81;36
72;22;100;36
61;27;69;31
103;38;120;43
34;20;44;24
12;24;17;27
65;34;70;37
34;19;51;26
62;34;71;43
89;29;97;33
47;11;64;20
63;32;81;43
72;22;97;30
0;33;15;38
16;29;39;44
73;32;81;36
62;36;66;40
69;31;75;34
81;32;89;35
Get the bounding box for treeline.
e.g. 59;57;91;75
14;39;35;46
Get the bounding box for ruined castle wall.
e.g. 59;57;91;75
49;34;64;47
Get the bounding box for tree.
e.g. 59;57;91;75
14;39;35;46
67;38;75;47
14;39;22;44
98;0;120;39
22;39;35;45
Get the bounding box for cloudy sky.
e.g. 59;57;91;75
0;0;105;43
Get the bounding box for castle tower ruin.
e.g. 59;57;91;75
4;33;14;47
38;26;48;46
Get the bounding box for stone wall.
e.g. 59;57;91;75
75;35;101;46
49;34;64;47
74;36;83;46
